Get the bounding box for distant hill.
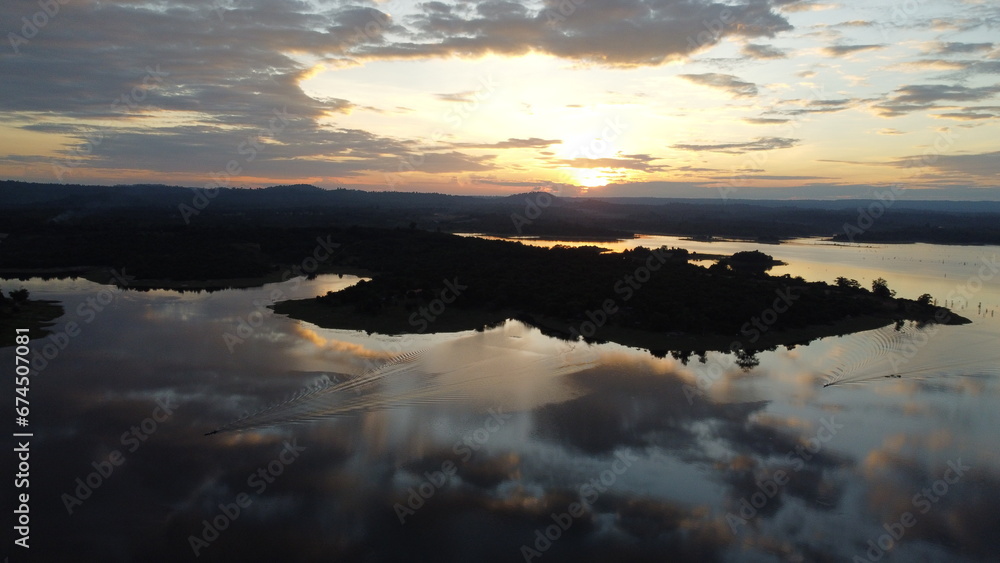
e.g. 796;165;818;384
2;180;999;244
595;197;1000;214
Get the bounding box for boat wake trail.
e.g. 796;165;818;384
205;326;599;435
821;323;1000;388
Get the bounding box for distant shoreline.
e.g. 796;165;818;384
0;267;371;292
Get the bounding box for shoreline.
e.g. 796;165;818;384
0;299;65;347
1;267;372;291
271;299;968;355
455;232;626;244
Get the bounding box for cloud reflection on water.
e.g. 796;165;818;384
2;273;998;562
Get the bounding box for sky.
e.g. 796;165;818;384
0;0;998;199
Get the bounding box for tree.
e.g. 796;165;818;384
871;278;895;299
835;277;861;290
726;250;774;276
735;349;760;372
916;293;933;305
9;288;29;303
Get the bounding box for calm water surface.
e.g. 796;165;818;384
2;240;999;562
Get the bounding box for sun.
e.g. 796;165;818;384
572;168;610;188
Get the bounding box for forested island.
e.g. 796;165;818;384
269;231;968;357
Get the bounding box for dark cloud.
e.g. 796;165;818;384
672;137;800;154
679;73;759;97
949;60;1000;77
325;7;398;44
0;0;524;181
2;0;996;192
356;0;793;67
925;41;994;55
0;0;787;182
0;0;365;180
874;84;1000;117
475;0;529;19
932;111;997;120
893;150;1000;178
41;122;498;179
421;2;453;15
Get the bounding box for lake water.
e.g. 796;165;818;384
3;239;999;562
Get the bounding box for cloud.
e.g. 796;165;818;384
671;137;800;154
781;98;854;115
2;0;997;191
0;0;554;183
453;137;562;149
952;61;1000;76
0;0;384;182
924;42;994;55
37;120;500;180
888;59;1000;77
551;154;668;172
475;0;530;19
0;0;797;185
833;20;873;28
893;151;1000;178
815;159;882;166
743;117;792;124
822;44;884;57
679;73;759;97
435;91;483;103
779;1;840;13
325;7;400;44
874;84;1000;117
742;43;787;59
888;59;969;72
932;111;997;121
877;128;906;135
927;17;984;32
709;174;831;180
355;0;793;67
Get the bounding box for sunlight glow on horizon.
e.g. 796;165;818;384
0;0;997;198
